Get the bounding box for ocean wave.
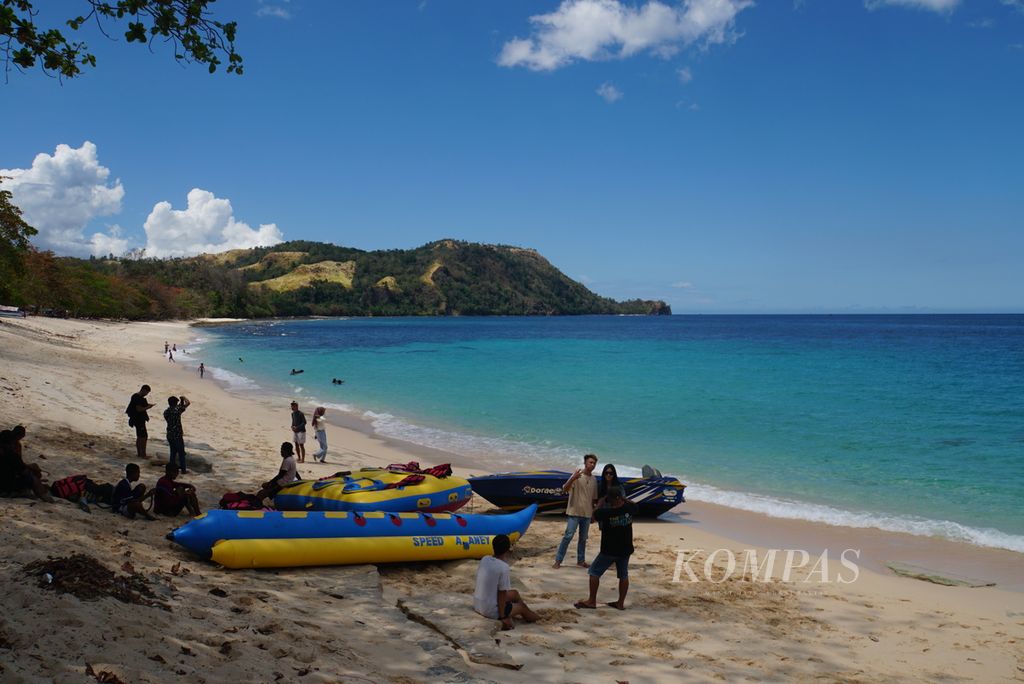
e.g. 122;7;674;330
690;483;1024;554
207;366;261;392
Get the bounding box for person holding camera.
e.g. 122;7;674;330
163;395;191;473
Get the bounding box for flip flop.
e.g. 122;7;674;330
573;601;596;610
605;602;625;610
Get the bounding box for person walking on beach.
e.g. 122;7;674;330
553;453;598;569
473;534;540;631
167;349;174;363
574;485;638;611
290;401;307;463
255;442;300;506
311;407;328;463
163;395;191;473
198;363;205;379
126;385;155;460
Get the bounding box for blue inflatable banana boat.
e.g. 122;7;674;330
167;504;538;569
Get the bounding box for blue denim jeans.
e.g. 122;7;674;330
555;515;590;564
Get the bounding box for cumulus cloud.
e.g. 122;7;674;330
498;0;753;71
864;0;959;13
596;81;624;102
0;141;125;256
256;1;291;19
143;188;283;258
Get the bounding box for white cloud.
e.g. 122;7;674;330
256;1;291;19
498;0;753;71
672;281;695;289
968;18;994;28
596;81;623;102
677;66;693;83
90;225;129;257
1001;0;1024;12
143;188;284;258
0;141;125;256
864;0;959;13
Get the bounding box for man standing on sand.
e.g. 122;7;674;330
473;534;540;630
290;401;307;463
574;485;638;611
553;453;598;569
126;385;155;460
198;363;205;379
163;395;191;473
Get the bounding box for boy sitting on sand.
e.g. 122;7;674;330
473;534;540;630
154;463;201;517
112;463;156;520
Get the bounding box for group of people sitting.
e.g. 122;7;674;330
109;462;201;520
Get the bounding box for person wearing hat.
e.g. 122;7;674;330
574;485;638;611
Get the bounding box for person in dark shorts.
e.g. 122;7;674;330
154;463;200;517
290;401;307;463
574;485;638;611
473;534;539;630
112;463;156;520
163;395;191;472
254;442;299;506
127;385;155;460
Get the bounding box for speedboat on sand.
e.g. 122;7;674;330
469;467;685;518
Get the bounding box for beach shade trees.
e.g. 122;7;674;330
0;177;37;300
0;0;243;81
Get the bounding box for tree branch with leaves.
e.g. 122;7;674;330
0;0;242;80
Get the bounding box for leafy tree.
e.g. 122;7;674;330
1;0;242;80
0;176;37;299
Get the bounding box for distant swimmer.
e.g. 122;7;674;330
239;357;244;363
331;378;345;385
290;368;305;375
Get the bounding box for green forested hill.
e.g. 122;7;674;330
0;239;671;319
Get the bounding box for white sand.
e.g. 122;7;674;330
0;317;1021;683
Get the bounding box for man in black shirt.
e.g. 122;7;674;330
290;401;307;463
574;486;638;611
127;385;155;460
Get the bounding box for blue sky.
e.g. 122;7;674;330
2;0;1022;312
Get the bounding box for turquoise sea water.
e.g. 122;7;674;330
191;315;1024;552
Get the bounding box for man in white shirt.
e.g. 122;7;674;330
553;453;598;569
473;534;539;630
255;442;299;505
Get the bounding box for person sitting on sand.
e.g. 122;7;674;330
254;442;299;506
574;485;637;611
311;406;328;463
473;534;539;631
553;453;598;569
126;385;155;461
154;463;201;517
112;463;156;520
0;427;54;502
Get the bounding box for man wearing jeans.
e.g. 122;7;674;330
552;453;598;569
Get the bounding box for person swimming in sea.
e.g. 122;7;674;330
290;369;304;376
331;378;345;385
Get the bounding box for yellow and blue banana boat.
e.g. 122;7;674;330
273;468;473;513
168;504;537;569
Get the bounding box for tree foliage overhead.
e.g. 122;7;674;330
0;0;242;79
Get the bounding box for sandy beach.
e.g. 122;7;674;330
0;316;1021;683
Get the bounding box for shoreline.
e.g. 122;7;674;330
189;319;1024;581
1;316;1022;682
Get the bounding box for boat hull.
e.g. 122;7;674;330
273;468;473;513
168;505;537;569
469;471;685;518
